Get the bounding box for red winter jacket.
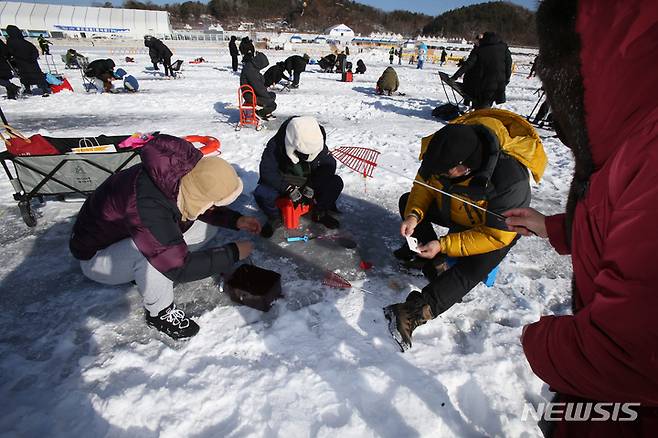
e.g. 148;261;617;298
522;0;658;410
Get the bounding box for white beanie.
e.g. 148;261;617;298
284;116;324;164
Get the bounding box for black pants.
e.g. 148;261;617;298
256;92;277;117
231;55;238;72
308;172;343;212
292;71;301;86
162;57;172;77
398;192;516;316
20;74;50;94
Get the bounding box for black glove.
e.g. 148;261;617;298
301;185;315;205
285;185;302;206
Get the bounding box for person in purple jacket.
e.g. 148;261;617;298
69;134;261;339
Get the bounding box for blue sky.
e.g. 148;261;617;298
25;0;538;16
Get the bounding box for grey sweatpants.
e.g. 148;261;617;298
80;221;219;316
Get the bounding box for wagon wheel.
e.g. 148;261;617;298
18;200;37;227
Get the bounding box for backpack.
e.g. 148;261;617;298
432;103;461;121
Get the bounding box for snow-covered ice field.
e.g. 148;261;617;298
0;45;573;437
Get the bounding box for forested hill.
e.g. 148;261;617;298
422;1;537;46
120;0;431;36
117;0;536;44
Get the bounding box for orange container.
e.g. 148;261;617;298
275;197;310;229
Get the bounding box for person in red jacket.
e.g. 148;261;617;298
505;0;658;435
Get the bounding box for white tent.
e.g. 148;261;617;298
0;1;171;39
324;23;354;41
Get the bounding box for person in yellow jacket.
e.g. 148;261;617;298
385;109;547;351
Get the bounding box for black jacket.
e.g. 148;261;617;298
239;37;254;57
84;59;115;79
0;39;14;80
240;52;274;107
284;55;308;74
228;36;239;57
144;37;172;62
258;117;336;193
336;53;347;72
453;32;512;104
5;25;43;85
263;62;289;87
318;54;336;71
356;59;366;74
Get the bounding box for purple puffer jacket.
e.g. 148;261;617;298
70;134;240;281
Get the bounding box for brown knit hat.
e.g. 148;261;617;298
177;157;243;221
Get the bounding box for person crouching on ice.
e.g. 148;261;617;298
69;135;261;340
385;111;547;351
376;66;399;96
255;116;344;238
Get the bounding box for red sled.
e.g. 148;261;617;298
50;78;73;93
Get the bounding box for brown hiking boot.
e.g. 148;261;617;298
384;293;434;351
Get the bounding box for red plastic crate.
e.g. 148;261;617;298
275;197;310;229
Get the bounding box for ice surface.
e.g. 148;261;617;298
0;45;570;437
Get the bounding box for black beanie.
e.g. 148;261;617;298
419;125;483;178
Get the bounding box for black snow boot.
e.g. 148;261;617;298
311;210;340;229
384;291;434;352
7;83;20;100
145;303;199;340
260;216;282;238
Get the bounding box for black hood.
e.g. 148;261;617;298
419;125;485;179
479;32;502;46
230;36;237;42
252;52;269;70
6;25;23;39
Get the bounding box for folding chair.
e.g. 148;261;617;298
170;59;184;78
79;58;99;92
277;78;292;92
432;72;473;120
236;84;262;131
438;72;471;110
526;89;554;130
61;54;87;70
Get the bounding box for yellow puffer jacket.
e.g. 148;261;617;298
404;109;547;257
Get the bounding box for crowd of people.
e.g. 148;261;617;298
0;25;149;97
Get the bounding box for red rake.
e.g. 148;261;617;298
322;271;352;289
330;146;506;222
322;271;374;294
331;146;380;178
